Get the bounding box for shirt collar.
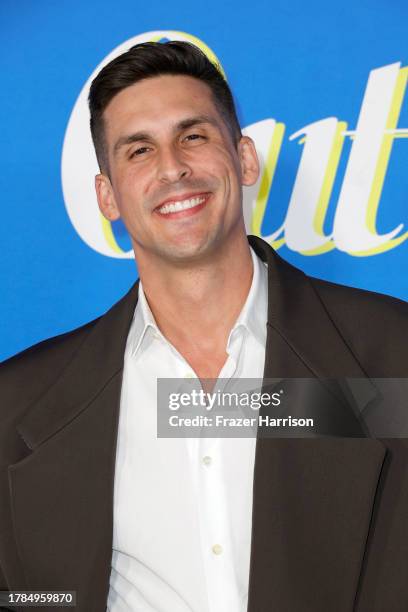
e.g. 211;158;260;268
128;280;161;357
225;245;268;349
128;245;268;358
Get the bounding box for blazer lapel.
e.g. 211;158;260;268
247;235;387;612
9;282;139;610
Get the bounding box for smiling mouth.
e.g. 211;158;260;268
155;193;211;216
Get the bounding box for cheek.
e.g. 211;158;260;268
199;148;236;181
114;167;152;204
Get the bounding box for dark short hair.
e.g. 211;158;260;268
88;41;242;173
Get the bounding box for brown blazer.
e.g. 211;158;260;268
1;235;407;612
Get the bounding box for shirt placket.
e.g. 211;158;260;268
195;330;245;612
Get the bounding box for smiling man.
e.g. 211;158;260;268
93;66;259;380
0;41;408;612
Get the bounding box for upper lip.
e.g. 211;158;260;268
154;192;210;211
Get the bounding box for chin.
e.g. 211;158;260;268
157;238;217;264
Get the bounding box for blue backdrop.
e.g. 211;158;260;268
1;0;407;361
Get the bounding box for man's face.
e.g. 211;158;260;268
95;74;259;264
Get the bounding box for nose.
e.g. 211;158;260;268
156;144;192;184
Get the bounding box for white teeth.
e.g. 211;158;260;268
157;196;206;215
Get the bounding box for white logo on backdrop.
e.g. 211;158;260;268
61;31;408;258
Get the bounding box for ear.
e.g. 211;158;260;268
95;174;121;221
238;136;260;186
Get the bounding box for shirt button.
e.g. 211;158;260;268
212;544;223;555
202;456;212;466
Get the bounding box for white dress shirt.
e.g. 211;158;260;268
107;246;268;612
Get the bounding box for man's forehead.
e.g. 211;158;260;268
104;74;218;120
103;75;225;142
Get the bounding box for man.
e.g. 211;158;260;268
0;41;407;612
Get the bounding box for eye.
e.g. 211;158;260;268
184;133;206;142
129;146;151;158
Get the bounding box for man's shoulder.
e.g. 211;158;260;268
1;317;99;372
0;317;100;420
0;279;139;435
253;236;407;321
0;280;140;379
308;275;408;376
309;274;408;321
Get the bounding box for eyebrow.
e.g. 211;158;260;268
112;114;220;155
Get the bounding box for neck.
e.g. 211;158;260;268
135;232;253;359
